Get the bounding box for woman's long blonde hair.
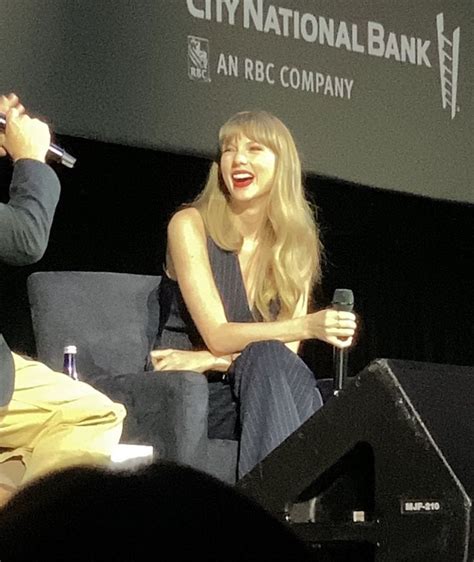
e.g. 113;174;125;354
193;110;322;321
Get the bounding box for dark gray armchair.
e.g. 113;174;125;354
27;271;238;484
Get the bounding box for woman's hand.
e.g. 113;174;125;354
150;349;232;373
306;308;357;348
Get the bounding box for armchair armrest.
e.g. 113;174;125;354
90;370;211;469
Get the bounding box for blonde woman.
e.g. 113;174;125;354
151;110;356;479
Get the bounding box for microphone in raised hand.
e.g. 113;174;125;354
0;112;76;168
331;288;354;394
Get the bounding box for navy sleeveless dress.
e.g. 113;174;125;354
153;238;323;478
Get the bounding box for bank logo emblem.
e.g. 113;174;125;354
188;36;211;82
436;13;460;119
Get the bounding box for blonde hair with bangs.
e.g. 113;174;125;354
192;110;322;321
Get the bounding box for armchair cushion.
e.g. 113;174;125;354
27;271;161;376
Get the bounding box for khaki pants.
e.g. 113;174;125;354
0;353;126;489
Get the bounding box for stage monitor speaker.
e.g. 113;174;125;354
238;358;473;562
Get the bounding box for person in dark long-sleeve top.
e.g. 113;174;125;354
0;157;60;265
0;93;126;506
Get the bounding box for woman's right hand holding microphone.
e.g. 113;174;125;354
306;308;357;348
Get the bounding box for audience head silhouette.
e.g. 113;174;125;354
0;460;315;561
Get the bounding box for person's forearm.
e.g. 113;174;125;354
203;316;309;357
150;348;234;373
188;350;232;372
0;159;60;265
209;353;233;372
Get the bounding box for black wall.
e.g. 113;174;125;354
1;135;472;377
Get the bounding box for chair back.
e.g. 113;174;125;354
27;271;161;379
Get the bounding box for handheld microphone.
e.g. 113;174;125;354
331;288;354;394
0;113;76;168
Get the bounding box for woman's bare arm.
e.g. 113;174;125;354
167;208;355;356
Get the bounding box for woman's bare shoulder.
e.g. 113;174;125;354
168;207;204;232
168;207;206;237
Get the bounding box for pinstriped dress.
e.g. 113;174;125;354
154;238;323;478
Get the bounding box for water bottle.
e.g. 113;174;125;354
63;345;79;381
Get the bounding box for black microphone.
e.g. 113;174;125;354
331;288;354;394
0;113;76;168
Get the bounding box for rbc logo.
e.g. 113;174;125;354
188;36;211;82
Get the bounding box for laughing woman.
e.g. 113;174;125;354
150;110;356;479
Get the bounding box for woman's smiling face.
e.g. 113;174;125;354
220;134;277;203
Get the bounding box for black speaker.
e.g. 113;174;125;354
237;359;474;562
